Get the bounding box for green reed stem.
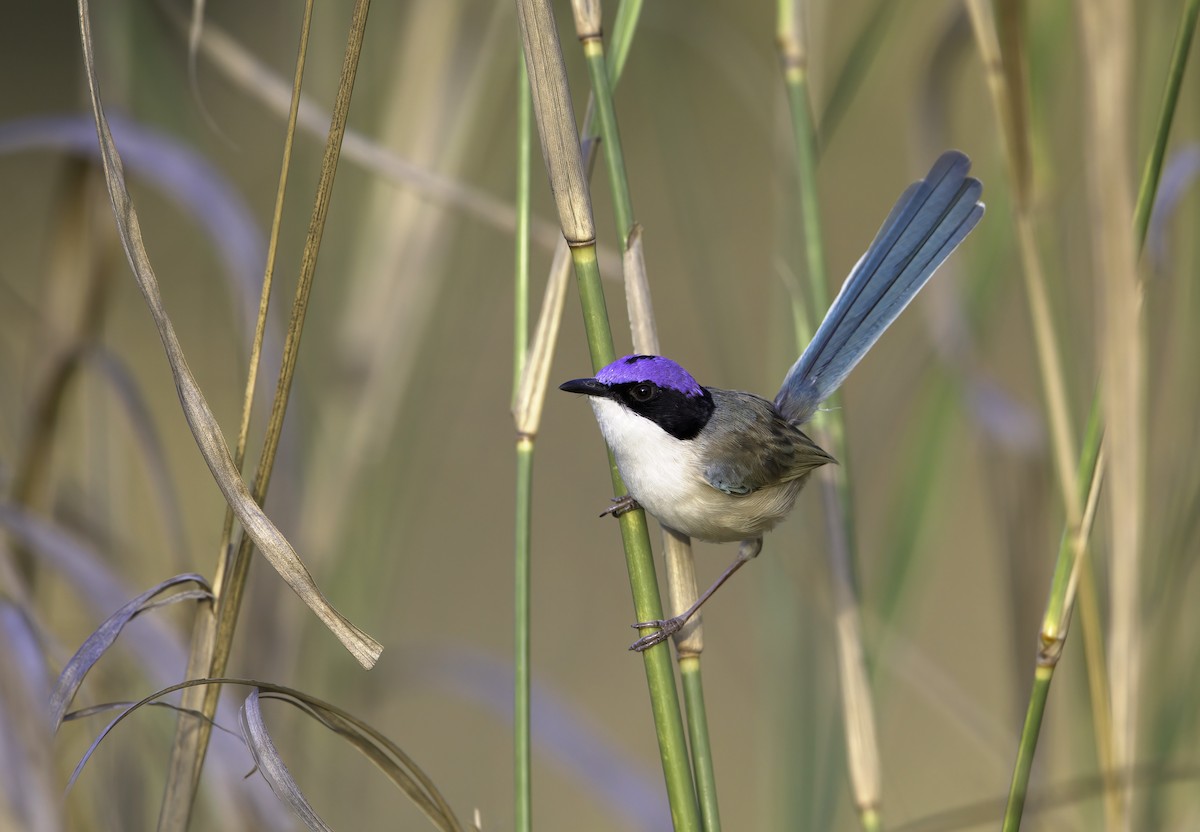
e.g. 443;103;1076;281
680;657;722;832
513;46;533;832
516;10;692;819
579;24;722;830
1004;664;1053;832
582;41;633;243
608;0;643;84
1004;406;1103;831
514;438;533;832
569;244;701;832
1134;0;1200;246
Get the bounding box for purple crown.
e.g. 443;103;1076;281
596;355;705;397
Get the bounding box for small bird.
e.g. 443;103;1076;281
561;151;984;651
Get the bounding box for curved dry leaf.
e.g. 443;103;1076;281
64;700;238;742
240;690;332;832
68;679;463;832
65;678;239;796
76;0;381;669
254;691;463;831
50;573;212;731
245;686;471;830
0;503;188;684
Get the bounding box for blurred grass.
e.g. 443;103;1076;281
1;1;1198;830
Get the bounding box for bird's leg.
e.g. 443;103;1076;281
629;537;763;652
600;495;641;518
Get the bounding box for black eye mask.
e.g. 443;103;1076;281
610;382;715;441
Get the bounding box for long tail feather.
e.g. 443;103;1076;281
776;150;984;423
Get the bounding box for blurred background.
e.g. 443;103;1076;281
1;0;1198;830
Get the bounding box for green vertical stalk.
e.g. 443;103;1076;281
1133;0;1200;246
1004;409;1103;829
514;438;533;832
1004;666;1054;832
570;244;701;832
513;48;533;832
680;657;721;832
514;1;698;824
581;41;633;242
608;0;643;83
577;17;721;830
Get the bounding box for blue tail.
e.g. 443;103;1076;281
775;150;984;423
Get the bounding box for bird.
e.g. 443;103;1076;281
560;150;984;651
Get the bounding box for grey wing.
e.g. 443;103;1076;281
701;389;835;496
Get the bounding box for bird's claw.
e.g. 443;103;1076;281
600;495;641;518
628;616;685;652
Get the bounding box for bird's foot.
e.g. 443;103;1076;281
628;615;686;652
599;495;641;518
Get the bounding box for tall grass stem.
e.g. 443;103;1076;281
573;11;721;824
513;46;534;832
515;1;700;826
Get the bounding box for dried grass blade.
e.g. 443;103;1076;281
255;691;464;832
75;0;381;669
512;232;573;436
50;573;212;731
239;689;333;832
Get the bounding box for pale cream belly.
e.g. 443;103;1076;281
647;476;804;542
592;396;806;542
619;449;805;542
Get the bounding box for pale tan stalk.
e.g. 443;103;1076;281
299;4;509;563
1076;2;1143;827
517;2;595;246
964;0;1079;516
621;226;703;654
964;5;1119;824
778;2;882;826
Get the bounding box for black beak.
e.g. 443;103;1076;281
559;377;609;397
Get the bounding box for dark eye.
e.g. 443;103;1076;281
630;382;658;402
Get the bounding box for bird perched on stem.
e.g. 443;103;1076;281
561;151;984;651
